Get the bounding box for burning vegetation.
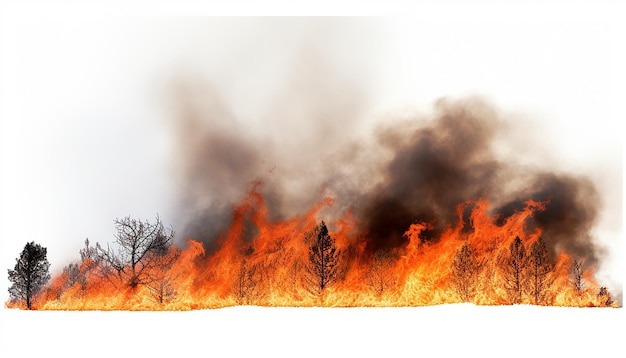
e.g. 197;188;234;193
6;97;619;310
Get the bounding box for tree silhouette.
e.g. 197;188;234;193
7;241;51;309
570;259;584;295
527;237;554;305
451;241;481;302
501;236;527;304
598;287;614;307
304;221;340;297
98;215;175;288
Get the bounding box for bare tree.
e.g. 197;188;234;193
451;241;481;302
62;263;83;291
98;215;175;288
501;236;527;304
144;248;181;304
367;250;396;298
570;259;585;295
304;221;340;297
527;237;554;305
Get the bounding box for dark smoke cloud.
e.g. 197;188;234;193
358;98;504;251
164;33;607;283
169;74;604;274
354;98;602;270
493;173;601;266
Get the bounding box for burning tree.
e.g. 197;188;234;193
144;247;181;304
450;241;481;302
367;250;396;298
527;237;554;305
232;258;261;305
98;215;175;288
7;241;51;309
598;287;614;307
304;221;340;297
62;262;84;292
62;239;101;294
570;259;585;295
501;236;527;304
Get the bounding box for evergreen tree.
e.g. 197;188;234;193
305;221;340;296
501;236;527;304
7;241;51;309
528;237;554;305
451;241;481;302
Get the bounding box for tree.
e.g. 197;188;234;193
304;221;340;296
451;242;481;302
501;236;527;304
7;241;51;309
527;237;554;305
98;215;175;288
144;246;181;305
367;250;396;298
598;287;614;307
232;258;260;305
62;262;84;291
570;259;584;294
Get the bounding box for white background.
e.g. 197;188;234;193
1;1;624;356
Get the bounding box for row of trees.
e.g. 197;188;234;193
7;216;341;309
450;236;613;306
7;216;614;308
7;216;179;309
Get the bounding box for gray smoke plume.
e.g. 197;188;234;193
168;76;604;275
166;47;379;249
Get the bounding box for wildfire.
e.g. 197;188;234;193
8;184;616;310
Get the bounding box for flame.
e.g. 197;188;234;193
11;187;617;310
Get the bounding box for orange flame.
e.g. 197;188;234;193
11;188;616;310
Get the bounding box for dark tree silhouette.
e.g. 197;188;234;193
451;241;481;302
527;237;554;305
98;215;175;288
305;221;340;296
570;259;585;295
501;236;527;304
7;241;51;309
598;287;614;307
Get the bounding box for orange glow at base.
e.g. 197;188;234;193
8;188;617;310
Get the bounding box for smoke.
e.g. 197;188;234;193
355;98;602;268
168;69;604;274
165;37;606;280
167;46;379;249
492;173;601;266
358;98;504;251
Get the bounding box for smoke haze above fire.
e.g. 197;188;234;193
170;88;606;275
1;6;623;305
